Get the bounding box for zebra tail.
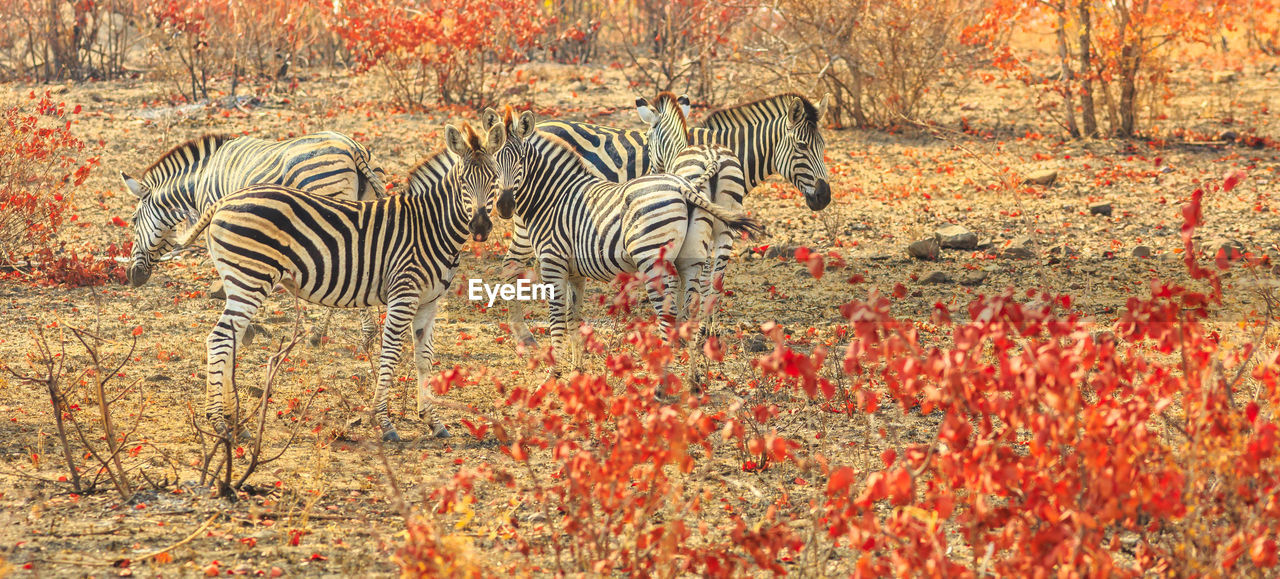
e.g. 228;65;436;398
177;202;221;248
679;149;767;239
356;147;387;199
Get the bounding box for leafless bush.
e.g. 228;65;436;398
0;0;145;81
743;0;992;127
3;324;177;501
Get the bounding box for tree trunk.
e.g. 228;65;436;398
1077;0;1098;137
1055;0;1079;138
1118;43;1139;137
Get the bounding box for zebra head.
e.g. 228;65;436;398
444;121;505;243
774;94;832;211
636;92;691;173
481;106;537;220
122;171;185;287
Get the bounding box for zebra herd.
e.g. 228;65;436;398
121;92;833;442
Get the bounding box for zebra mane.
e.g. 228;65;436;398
406;148;455;194
139;134;230;183
652;92;689;132
531;129;597;175
701;93;818;129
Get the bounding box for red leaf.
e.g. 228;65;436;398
794;247;811;262
132;326;144;336
827;466;855;495
1224;169;1246;192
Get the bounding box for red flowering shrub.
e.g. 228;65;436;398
325;0;549;109
0;92;92;265
400;172;1280;575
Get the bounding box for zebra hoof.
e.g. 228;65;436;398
519;336;539;350
382;429;402;443
431;424;452;439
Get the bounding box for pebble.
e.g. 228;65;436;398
936;224;978;250
907;237;940;261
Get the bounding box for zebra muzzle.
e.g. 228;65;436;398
805;179;832;211
469;212;492;243
495;188;515;219
127;262;152;287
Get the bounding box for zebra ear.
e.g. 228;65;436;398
788;97;807;126
635;97;657;125
121;171;148;199
514;110;536;140
484;122;506;154
677;95;691;118
481;108;502;132
817;93;831;124
444;124;469;157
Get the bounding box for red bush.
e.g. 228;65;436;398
0;92;91;264
325;0;549;108
400;172;1280;575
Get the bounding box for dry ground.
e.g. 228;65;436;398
0;60;1278;576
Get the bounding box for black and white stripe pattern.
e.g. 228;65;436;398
489;109;759;366
635;92;749;325
122;131;387;286
178;123;503;442
539;93;832;210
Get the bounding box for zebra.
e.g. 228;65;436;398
486;108;761;367
634;92;746;324
121;131;388;346
178;122;504;442
537;93;830;326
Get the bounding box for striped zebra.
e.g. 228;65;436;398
178;122;504;442
537;93;829;325
634;92;746;323
122;131;387;345
539;92;831;209
487;108;761;366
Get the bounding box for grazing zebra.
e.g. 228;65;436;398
178;122;504;442
487;108;761;366
122;131;387;345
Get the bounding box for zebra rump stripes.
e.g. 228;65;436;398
179;122;504;442
488;108;760;368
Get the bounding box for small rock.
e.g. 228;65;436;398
209;280;226;300
744;334;769;353
1211;70;1237;84
796;268;811;278
935;224;978;250
976;238;995;252
919;271;951;284
907;237;940;261
1204;238;1247;261
1160;166;1175;174
1023;170;1058;186
765;244;798;259
1088;202;1112;216
1000;236;1035;260
1132;245;1152;258
1047;244;1078;257
1218;130;1238;142
959;271;988;286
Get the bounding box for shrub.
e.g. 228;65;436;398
0;0;145;81
326;0;549;109
400;173;1280;575
750;0;992;127
0;92;90;266
611;0;755;103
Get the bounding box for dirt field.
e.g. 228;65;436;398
1;61;1278;576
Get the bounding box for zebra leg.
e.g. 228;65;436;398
566;278;585;370
308;309;334;347
704;225;736;340
411;298;450;439
372;292;418;442
538;256;571;373
206;285;268;437
503;230;538;349
359;307;380;351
